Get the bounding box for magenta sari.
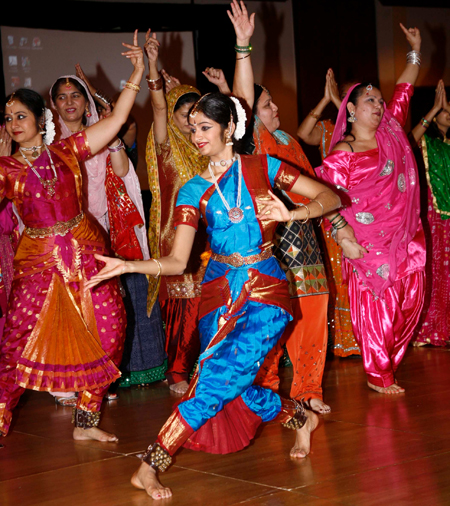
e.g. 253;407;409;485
315;83;426;387
0;132;126;436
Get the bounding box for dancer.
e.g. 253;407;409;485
85;90;340;499
0;31;144;440
410;79;450;346
297;69;360;358
315;24;426;394
50;70;166;391
144;29;208;394
226;0;331;413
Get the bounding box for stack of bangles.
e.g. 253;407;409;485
288;198;324;226
420;117;430;129
235;43;252;61
329;213;348;240
406;50;421;66
108;139;125;153
146;74;163;92
125;81;140;93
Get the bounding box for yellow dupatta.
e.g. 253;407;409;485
146;85;208;314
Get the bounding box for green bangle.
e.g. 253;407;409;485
329;213;341;223
235;44;252;53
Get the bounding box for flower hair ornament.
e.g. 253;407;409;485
43;108;56;144
229;96;247;140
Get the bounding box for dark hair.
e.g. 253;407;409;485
4;88;45;128
188;92;246;153
240;84;267;154
174;92;199;112
343;82;380;138
51;78;89;125
426;110;450;141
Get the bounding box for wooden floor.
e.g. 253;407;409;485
1;345;450;506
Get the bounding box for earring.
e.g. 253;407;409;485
39;121;45;135
348;111;357;123
85;105;92;118
225;130;233;146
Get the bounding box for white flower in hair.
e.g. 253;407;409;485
43;108;56;145
230;96;247;140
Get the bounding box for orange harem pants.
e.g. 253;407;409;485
255;294;328;401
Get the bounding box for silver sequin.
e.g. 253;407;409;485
376;263;390;279
336;185;348;193
380;160;394;176
355;212;375;224
398;173;406;192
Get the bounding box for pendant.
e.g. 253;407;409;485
228;207;244;223
43;180;56;198
32;148;39;158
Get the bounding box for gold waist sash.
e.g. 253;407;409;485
25;212;84;239
211;249;272;268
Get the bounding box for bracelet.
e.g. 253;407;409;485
94;90;112;106
406;50;421;67
236;53;251;61
235;44;252;53
332;217;346;229
125;81;140;93
310;199;324;217
151;258;162;279
295;202;310;224
329;213;341;224
108;139;125;153
121;261;127;275
420;117;430;129
146;76;163;91
309;110;321;120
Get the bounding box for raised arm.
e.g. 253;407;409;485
228;0;255;109
144;29;168;145
85;223;196;290
411;79;446;144
85;30;144;156
396;23;421;86
297;69;340;146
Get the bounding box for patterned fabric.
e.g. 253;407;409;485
146;85;208;313
316;120;359;356
0;133;126;436
422;134;450;218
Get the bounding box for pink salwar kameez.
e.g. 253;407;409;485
316;83;426;388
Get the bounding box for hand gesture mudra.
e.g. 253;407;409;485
161;69;180;93
255;190;291;222
0;124;12;157
144;29;160;63
227;0;255;42
122;29;145;70
399;23;421;51
203;67;227;87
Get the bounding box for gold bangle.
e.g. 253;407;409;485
309;110;321;120
151;258;162;278
125;81;140;93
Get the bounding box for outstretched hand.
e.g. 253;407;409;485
122;29;145;70
227;0;255;42
84;254;125;291
399;23;421;52
255;190;291;222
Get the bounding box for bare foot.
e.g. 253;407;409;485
73;426;118;442
308;398;331;414
290;410;319;459
367;381;405;394
169;380;189;395
131;461;172;500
